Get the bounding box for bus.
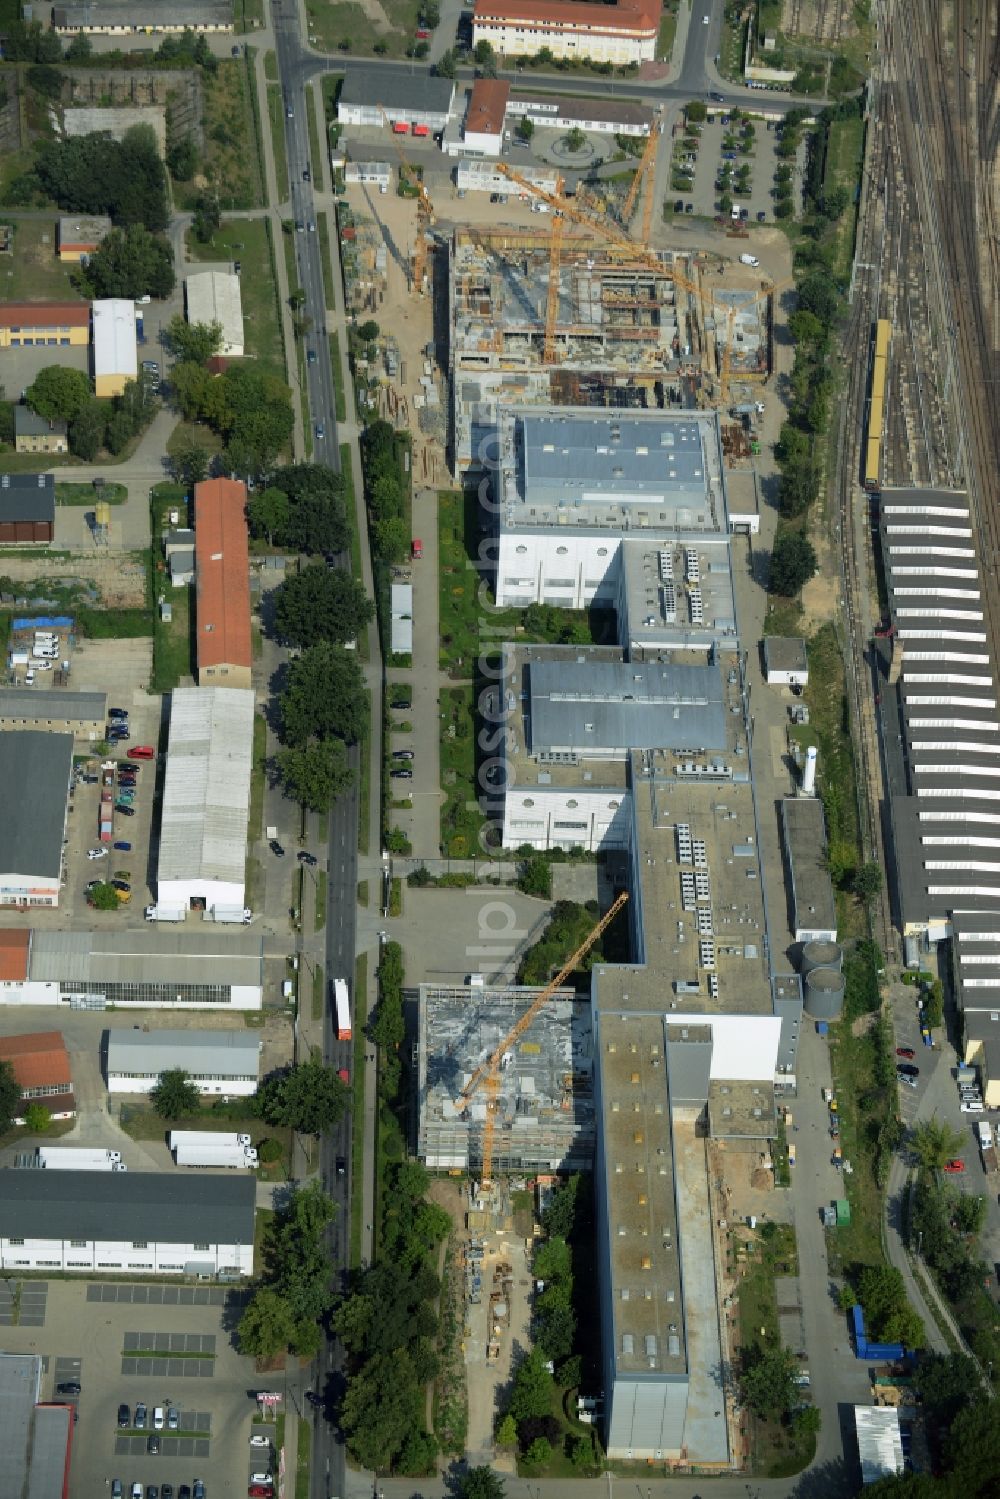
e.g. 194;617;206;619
334;978;352;1041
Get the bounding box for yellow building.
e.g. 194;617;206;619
0;303;90;350
14;406;68;455
57;215;112;263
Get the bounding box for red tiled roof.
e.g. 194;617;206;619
473;0;660;33
466;78;511;137
0;302;90;329
0;929;30;983
0;1030;72;1091
194;478;252;672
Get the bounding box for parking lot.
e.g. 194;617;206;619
667;114;807;223
0;1276;265;1499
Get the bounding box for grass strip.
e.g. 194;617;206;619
349;952;368;1269
305;85;323;184
314;868;328;929
317;214;336;311
266;84;290;203
295;1416;311;1499
329;328;346;421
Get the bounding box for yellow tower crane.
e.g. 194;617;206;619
542;175;566;365
454;890;629;1186
380;110;435;293
619;113;662;249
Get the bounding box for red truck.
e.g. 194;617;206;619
411;538;423;559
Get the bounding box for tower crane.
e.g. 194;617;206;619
619;112;663;249
380;110;435;294
454;890;629;1186
542;175;566;365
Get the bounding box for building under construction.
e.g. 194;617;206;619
711;287;772;382
417;983;595;1172
449;228;707;471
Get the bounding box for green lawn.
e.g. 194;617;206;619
735;1224;815;1477
55;481;126;506
329;329;346;421
305;86;323;185
267;84;291;204
317;215;336;311
824;115;865;281
314;869;328;930
234;0;265;33
151;584;194;693
173;60;263;210
438;487;521;673
439;683;482;858
349;952;368;1269
295;1417;311;1499
306;0;424;59
187;220;285;380
264;48;279;81
0;219;87;302
311;963;324;1021
657;1;679;61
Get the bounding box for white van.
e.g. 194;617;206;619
739;253;760;267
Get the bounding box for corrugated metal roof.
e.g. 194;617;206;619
158;688;253;891
107;1027;259;1074
92;298;137;380
0;732;72;880
27;928;263;986
854;1405;903;1484
0;689;106;721
0;1169;255;1247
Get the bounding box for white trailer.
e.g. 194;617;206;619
168;1130;252;1150
36;1147;126;1171
208;905;253;925
145;904;187;922
173;1141;258;1169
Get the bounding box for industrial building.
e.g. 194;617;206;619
0;302;89;349
0;1031;75;1123
448;80;654;158
417;984;593;1170
780;796;838;944
193;478;252;689
0;475;55;545
763;635;809;687
0;1171;255;1277
185;271;244;358
53;1;233;34
449;233;704;471
472;0;662;66
336;66;455;132
105;1027;260;1096
91;298;137;397
0;1353;75;1499
854;1406;904;1485
57;214;112;262
0;927;265;1010
14;405;68;455
0;732;73;908
0;689;107;744
453;158;559;201
157;687;254;914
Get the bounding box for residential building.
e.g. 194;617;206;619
0;928;264;1011
0;689;107;745
0;1353;75;1499
472;0;661;67
0;302;89;350
0;475;55;545
53;2;233;35
337;65;455;131
0;732;73;908
13;406;68;455
91;298;137;398
0;1171;255;1277
185;271;244;358
157;687;254;914
0;1032;75;1123
56;214;112;262
193;479;252;689
106;1027;260;1096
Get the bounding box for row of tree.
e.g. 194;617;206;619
360;418;410;566
34;124;170;232
171;360;294;474
238;1181;336;1361
25;364;158;461
247;461;350;557
368;939;404;1101
149;1051;350;1138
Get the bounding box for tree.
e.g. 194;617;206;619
372;516;409;565
517;116;535;143
22;1102;51;1132
422;0;440;25
27;64;65;100
272;565;374;648
473;38;497;74
857;1264;910;1340
460;1469;505;1499
853;861;883;904
65;33;92;61
356;318;380;345
88;882;121;911
740;1345;796;1418
0;1060;22;1134
26;365;92;424
149;1068;201;1119
275;738;354;813
507;1348;556;1423
686;99;708;123
525;1437;552;1465
165;315;223;364
257;1052;350;1135
78;223;175;300
435;48;457;79
280;642;368;748
564;126;587;153
719;191;734;215
237;1286;297;1359
191;191;221;244
69;401;107;461
769;532;817;595
798;272;841;328
792;1403;821;1437
167;135;198;182
247;487;290;546
496;1414;518;1447
35;125;169;231
170;432;211;487
911;1116;966;1174
518;854;552;899
821;184;850;220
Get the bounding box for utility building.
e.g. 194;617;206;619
185;272;244;358
0;475;55;545
106;1027;260;1096
0;732;73;908
92;299;137;397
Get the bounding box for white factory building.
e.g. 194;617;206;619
0;1171;255;1277
157;687;254;915
184;271;244;358
105;1027;260;1096
91;298;137;398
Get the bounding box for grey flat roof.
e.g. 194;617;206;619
54;2;232;25
521;411;706;502
0;474;55;525
106;1027;260;1075
339;64;454;114
513;90;653;130
0;689;106;721
0;732;72;879
13;406;67;439
0;1169;255;1247
763;636;807;673
27;928;265;987
27;1405;71;1499
528;658;725;757
780;798;837;937
0;1353;41;1499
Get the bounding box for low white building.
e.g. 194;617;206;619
92;298;137;398
337;65;455;131
185;271;244;358
763;636;809;687
105;1027;260;1096
455;157;559;197
0;1170;255;1278
343;161;392;190
157;687;254;915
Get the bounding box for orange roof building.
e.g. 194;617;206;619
194;478;252;691
464;78;510;155
0;929;30;984
0;302;90;350
472;0;661;65
0;1030;76;1121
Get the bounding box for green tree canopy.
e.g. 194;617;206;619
26;365;92;424
237;1286;297;1360
274;738;354;813
257;1053;350;1135
88;881;121;911
35;124;169;231
740;1344;796;1418
685;99;707;122
911;1116;966;1173
769;532;817;595
78;224;175;300
0;1059;22;1134
460;1472;505;1499
247;487;290;545
150;1069;201;1119
280;641;367;748
165;316;223;364
507;1348;556;1423
23;1103;51;1133
272;565;374;648
262;463;350;555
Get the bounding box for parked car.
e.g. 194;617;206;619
121;763;141;773
153;1406;164;1430
118;1402;131;1427
116;805;136;817
248;1486;274;1498
131;746;156;759
56;1381;81;1396
897;1063;920;1077
961;1100;985;1113
112;1483;123;1499
249;1478;274;1488
193;1482;205;1499
392;750;414;761
167;1407;180;1430
162;1486;174;1499
87;848;108;860
108;707;129;718
943;1159;966;1173
269;840;285;856
135;1403;147;1428
896;1047;916;1059
390;768;413;779
297;851;317;865
897;1072;918;1089
249;1435;270;1448
147;1433;160;1455
132;1486;143;1499
113;841;132;852
147;1487;159;1499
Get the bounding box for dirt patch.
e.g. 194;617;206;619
0;554;147;609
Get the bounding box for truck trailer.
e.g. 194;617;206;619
144;904;186;922
168;1130;252;1150
35;1147;126;1171
173;1141;258;1169
334;977;351;1040
208;905;253;925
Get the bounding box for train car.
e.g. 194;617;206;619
864;319;891;491
334;977;352;1041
